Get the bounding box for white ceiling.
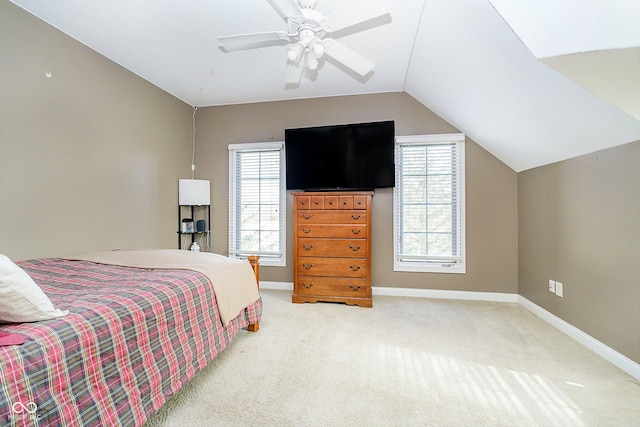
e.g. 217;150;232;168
490;0;640;58
9;0;640;171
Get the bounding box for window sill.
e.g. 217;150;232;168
394;262;466;274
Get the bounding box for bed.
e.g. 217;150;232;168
0;249;262;427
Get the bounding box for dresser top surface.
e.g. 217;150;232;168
291;191;374;196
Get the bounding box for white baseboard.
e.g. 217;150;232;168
372;286;519;303
518;296;640;380
258;281;639;380
260;281;517;303
260;281;293;291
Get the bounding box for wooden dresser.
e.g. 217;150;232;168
292;191;373;308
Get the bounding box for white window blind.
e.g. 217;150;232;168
228;142;286;266
394;134;465;273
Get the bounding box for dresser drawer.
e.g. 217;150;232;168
353;195;368;209
310;195;324;209
297;224;366;238
297;238;368;258
339;196;354;209
296;277;369;298
297;257;367;278
324;195;339;209
296;196;311;210
297;210;367;224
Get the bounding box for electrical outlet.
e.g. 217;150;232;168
555;282;563;297
549;279;556;293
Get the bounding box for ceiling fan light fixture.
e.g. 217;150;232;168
305;52;319;70
298;28;316;47
288;42;304;62
312;42;325;58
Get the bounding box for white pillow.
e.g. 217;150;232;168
0;254;68;323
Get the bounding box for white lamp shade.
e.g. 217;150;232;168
179;179;210;205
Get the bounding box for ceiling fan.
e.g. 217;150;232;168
218;0;391;85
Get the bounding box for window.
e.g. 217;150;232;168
394;134;465;273
228;142;286;267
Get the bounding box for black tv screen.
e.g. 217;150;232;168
285;121;395;191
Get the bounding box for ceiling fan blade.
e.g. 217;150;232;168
267;0;303;20
218;31;291;51
323;39;374;76
285;57;305;85
324;0;391;33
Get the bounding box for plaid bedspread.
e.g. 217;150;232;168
0;258;262;427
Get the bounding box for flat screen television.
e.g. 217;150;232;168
285;120;395;191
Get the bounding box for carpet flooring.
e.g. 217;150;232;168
145;289;640;426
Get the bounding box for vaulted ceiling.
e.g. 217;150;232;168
9;0;640;171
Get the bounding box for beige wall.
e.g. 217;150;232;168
196;93;519;293
0;2;192;260
518;141;640;363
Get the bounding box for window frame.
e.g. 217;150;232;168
393;133;466;274
228;141;286;267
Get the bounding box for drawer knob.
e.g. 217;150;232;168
314;201;319;205
303;244;314;250
351;229;361;235
301;201;305;205
302;263;314;270
351;214;361;220
343;200;348;205
329;200;334;205
349;245;361;252
302;228;312;234
349;284;361;291
303;282;314;289
303;214;313;219
349;265;361;272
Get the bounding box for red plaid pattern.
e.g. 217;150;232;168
0;258;262;426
